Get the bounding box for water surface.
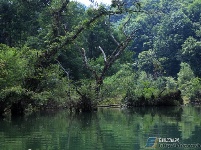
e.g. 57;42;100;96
0;107;201;150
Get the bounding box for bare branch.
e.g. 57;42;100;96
60;8;145;49
100;29;138;78
81;48;99;81
110;34;120;46
56;60;69;78
122;14;133;37
48;0;71;47
104;15;120;46
98;46;107;63
38;2;145;68
60;10;106;48
80;28;138;91
81;48;88;66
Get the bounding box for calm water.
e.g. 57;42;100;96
0;106;201;150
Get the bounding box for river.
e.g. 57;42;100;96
0;106;201;150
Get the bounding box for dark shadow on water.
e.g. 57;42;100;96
72;112;96;129
122;106;183;120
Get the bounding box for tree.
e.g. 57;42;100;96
0;0;145;114
81;30;136;93
0;44;34;116
137;50;163;77
187;0;201;22
153;9;193;76
177;62;201;101
0;0;47;47
179;37;201;77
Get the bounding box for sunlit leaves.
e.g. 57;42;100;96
137;50;163;76
0;44;26;89
187;0;201;22
177;62;201;100
179;37;201;77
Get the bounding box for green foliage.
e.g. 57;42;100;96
153;9;193;76
1;0;201;113
131;71;161;99
0;86;26;102
119;0;197;77
177;62;201;100
177;62;195;85
187;0;201;22
179;37;201;77
102;67;181;106
0;44;71;114
101;64;134;104
0;44;27;89
0;0;45;47
75;79;97;100
165;77;178;93
137;50;163;75
118;70;183;106
0;44;40;114
25;63;71;108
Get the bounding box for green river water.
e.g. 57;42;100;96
0;106;201;150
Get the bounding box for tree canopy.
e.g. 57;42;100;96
0;0;201;116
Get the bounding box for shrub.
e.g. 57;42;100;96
177;62;201;101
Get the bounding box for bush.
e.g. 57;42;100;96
177;62;201;101
122;71;183;107
0;44;71;115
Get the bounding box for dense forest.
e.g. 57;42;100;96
0;0;201;116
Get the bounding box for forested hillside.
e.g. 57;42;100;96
0;0;201;116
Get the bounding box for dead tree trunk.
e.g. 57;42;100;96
80;29;137;94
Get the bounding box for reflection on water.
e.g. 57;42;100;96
0;107;201;150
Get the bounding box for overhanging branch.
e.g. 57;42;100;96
99;46;107;63
59;8;145;49
38;2;145;68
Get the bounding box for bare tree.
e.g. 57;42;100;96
33;0;144;111
80;29;137;93
36;0;144;67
